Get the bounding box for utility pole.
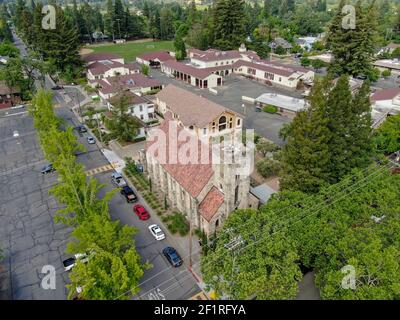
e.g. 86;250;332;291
189;217;193;268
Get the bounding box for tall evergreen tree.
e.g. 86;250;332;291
280;78;332;193
326;0;379;80
104;0;115;39
213;0;245;49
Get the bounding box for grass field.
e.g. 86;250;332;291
85;40;174;62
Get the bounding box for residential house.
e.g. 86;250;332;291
368;87;400;128
0;81;21;109
269;38;293;54
107;91;156;123
89;73;162;100
136;51;175;67
141;87;257;235
155;84;243;140
82;52;140;81
373;59;400;76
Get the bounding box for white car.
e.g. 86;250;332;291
13;130;19;137
148;224;165;241
87;136;95;144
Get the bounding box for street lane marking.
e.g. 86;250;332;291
85;164;114;176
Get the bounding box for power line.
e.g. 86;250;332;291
113;160;397;300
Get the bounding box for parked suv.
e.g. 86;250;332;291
111;172;127;187
162;247;183;267
120;186;137;203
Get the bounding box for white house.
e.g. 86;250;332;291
107;91;156;123
82;52;140;81
89;73;162;100
136;51;175;67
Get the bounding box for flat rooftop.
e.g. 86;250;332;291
256;93;308;112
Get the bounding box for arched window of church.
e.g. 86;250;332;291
218;116;227;131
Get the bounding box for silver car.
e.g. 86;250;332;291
111;172;127;187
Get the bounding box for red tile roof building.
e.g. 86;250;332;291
89;73;162;100
141;90;254;235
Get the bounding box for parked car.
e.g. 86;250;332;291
162;247;183;267
62;253;89;272
111;172;127;187
11;104;25;109
87;136;95;144
148;224;165;240
133;204;150;220
77;125;87;133
13;130;19;137
41;163;55;174
120;186;137;203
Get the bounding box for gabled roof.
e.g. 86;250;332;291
96;74;161;94
136;51;174;62
162;60;215;79
371;87;400;102
108;90;149;106
233;59;309;77
82;52;122;63
145;117;214;198
155;84;234;128
199;187;225;222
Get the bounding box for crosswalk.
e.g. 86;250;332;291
85;164;114;176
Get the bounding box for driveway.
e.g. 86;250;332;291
149;70;295;145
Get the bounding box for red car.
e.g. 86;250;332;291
133;204;150;220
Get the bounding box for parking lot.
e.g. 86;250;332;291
150;70;296;145
0;109;71;299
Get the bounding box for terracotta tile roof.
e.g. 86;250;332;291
82;52;122;63
145;118;214;198
371;87;400;102
233;59;309;77
137;51;175;62
198;187;225;222
98;74;161;95
162;60;215;79
156;84;232;128
87;60;127;75
108;90;149;106
189;49;242;62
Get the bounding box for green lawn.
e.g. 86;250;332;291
86;40;175;62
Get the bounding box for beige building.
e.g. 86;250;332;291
141;85;258;235
155;84;243;140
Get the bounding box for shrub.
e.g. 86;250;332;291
381;69;391;78
263;105;278;113
164;212;189;236
256;158;281;178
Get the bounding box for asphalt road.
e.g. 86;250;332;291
0;32;200;300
